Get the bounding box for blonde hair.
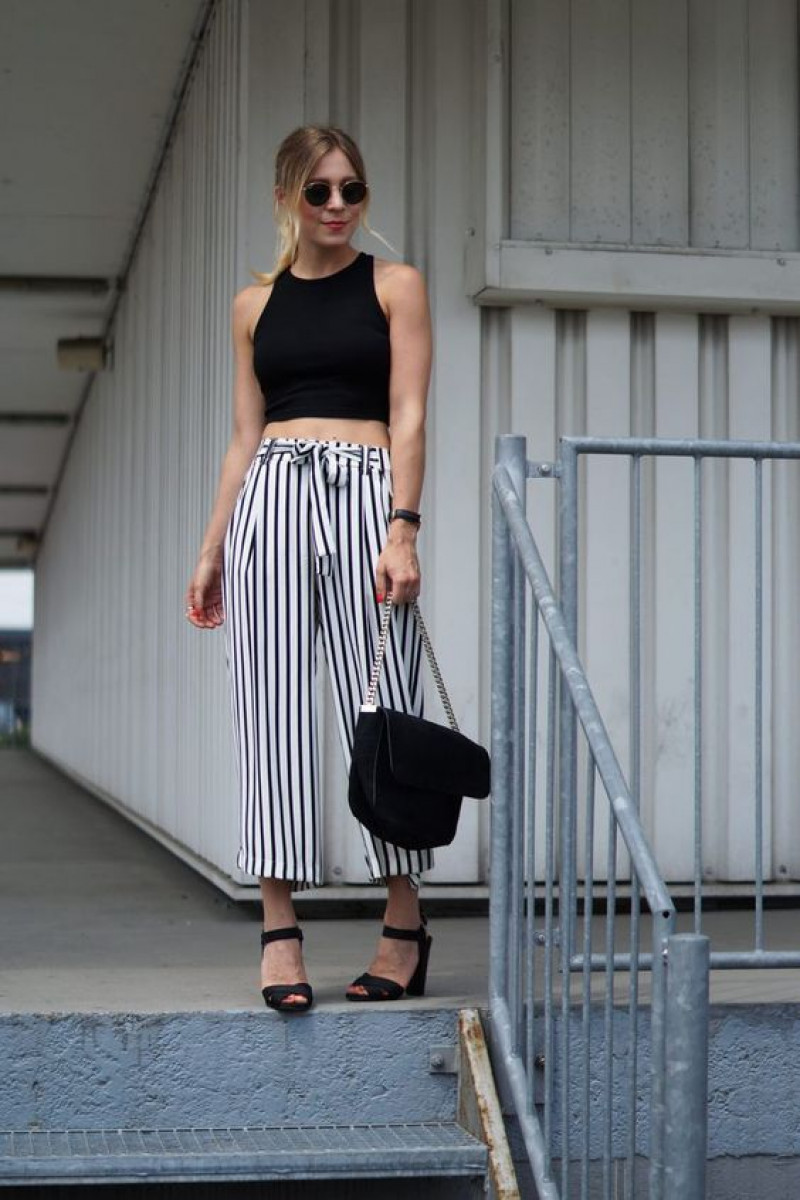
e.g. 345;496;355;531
251;125;398;285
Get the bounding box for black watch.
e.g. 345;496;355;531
388;508;422;526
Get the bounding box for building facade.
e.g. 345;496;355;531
31;0;800;893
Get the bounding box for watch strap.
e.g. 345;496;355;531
388;508;422;526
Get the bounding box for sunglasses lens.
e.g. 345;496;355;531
303;183;329;206
341;181;367;204
303;180;367;206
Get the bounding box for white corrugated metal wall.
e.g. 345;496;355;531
32;0;247;882
492;0;800;881
31;0;800;890
31;0;487;892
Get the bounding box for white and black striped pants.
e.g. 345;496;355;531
221;436;434;891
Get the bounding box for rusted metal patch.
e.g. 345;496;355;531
457;1008;521;1199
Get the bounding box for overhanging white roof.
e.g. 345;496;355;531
0;0;208;567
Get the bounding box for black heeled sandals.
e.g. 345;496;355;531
346;913;432;1001
260;925;313;1013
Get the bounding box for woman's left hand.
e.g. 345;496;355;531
375;526;421;606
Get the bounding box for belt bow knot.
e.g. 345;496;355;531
288;441;365;576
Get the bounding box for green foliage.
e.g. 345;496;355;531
0;725;30;749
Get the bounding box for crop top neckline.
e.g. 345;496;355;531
286;250;364;283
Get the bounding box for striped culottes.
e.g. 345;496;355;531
221;436;434;891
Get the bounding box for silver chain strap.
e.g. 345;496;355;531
364;594;459;732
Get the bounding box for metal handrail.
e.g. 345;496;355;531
494;464;673;919
489;435;709;1200
562;435;800;460
558;433;800;967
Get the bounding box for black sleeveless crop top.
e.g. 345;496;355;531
252;250;390;424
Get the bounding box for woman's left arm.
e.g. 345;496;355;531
375;264;433;606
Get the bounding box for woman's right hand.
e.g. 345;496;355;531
185;550;225;629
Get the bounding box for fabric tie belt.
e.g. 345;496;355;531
255;438;385;576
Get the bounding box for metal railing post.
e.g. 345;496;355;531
491;442;561;1200
557;435;580;1197
558;439;579;950
489;434;800;1200
558;437;579;648
508;438;528;1053
663;935;710;1200
490;436;526;1013
648;907;675;1200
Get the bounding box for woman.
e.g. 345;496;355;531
185;126;434;1012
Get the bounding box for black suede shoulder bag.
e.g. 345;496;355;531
348;594;491;851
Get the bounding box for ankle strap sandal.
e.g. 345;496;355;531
260;925;313;1013
346;918;433;1002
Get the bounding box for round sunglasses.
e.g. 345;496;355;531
302;179;368;207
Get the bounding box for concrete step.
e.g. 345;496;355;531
1;1009;465;1131
0;1121;488;1188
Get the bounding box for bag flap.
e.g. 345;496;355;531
380;709;491;798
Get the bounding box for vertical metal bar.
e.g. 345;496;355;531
558;439;580;1200
627;454;643;1198
754;459;764;952
503;438;527;1047
525;612;540;1113
509;546;526;1047
560;712;575;1199
559;436;580;954
663;935;710;1200
580;757;596;1200
693;456;703;934
648;907;676;1200
543;643;558;1175
558;436;580;945
490;437;525;1017
630;456;643;812
491;454;561;1200
625;893;641;1200
559;437;580;647
602;801;617;1200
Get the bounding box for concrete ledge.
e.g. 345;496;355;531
494;1003;800;1165
1;1009;461;1130
472;241;800;315
513;1154;800;1200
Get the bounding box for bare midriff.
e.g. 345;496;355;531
261;416;390;449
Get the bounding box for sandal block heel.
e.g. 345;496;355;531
404;926;432;997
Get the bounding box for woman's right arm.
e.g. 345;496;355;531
185;287;267;629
